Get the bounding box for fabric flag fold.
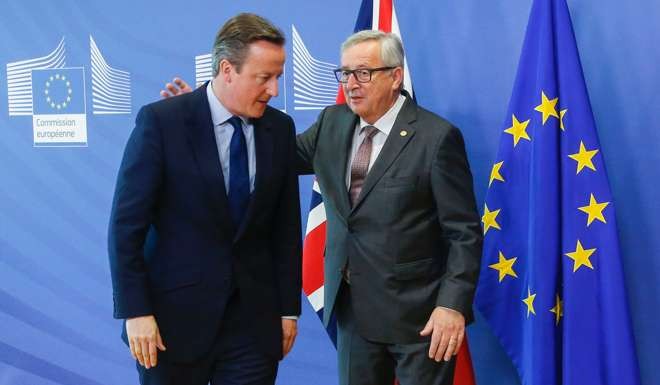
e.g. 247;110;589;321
474;0;640;384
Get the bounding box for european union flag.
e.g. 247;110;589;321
32;68;86;115
474;0;640;384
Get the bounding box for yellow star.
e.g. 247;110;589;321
534;91;559;125
549;294;563;325
578;193;610;226
568;141;599;174
489;251;518;282
504;114;531;147
522;288;537;317
559;109;567;131
565;240;596;272
489;161;505;187
482;204;501;234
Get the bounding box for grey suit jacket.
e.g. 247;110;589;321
297;94;482;344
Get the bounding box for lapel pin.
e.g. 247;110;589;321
400;130;408;137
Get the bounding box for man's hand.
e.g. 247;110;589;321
126;315;166;369
160;77;193;98
419;306;465;362
281;318;298;358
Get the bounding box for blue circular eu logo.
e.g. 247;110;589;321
43;73;72;111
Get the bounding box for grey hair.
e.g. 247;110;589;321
340;30;404;68
211;13;285;76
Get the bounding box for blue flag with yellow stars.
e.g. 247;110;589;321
474;0;641;384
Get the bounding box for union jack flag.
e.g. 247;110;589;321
302;179;336;342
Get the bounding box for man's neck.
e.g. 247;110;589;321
211;79;240;117
363;92;401;125
363;92;402;125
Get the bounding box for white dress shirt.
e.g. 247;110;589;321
346;94;407;188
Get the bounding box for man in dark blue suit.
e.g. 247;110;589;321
108;13;302;385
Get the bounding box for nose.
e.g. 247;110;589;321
345;73;360;92
266;77;279;97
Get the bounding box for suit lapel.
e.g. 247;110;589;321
350;97;417;214
184;84;233;235
233;116;273;242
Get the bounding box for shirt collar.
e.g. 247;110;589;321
358;93;406;136
206;80;248;127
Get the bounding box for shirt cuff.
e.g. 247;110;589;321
437;306;462;316
281;315;299;320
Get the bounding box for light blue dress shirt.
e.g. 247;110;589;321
206;81;256;193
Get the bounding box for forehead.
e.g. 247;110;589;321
341;40;382;67
243;40;286;70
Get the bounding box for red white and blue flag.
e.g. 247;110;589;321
302;178;337;341
302;1;476;384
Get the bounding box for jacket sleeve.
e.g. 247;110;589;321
430;125;483;324
108;104;163;319
272;115;303;316
295;107;328;175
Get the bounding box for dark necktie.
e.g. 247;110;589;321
227;116;249;227
349;125;379;207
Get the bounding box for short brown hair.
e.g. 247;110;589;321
211;13;285;76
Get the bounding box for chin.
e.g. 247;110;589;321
347;103;363;115
249;106;267;118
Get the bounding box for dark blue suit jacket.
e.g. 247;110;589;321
108;83;302;362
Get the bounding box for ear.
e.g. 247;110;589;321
391;66;404;91
219;59;234;83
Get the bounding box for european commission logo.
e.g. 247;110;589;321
195;24;339;112
6;36;131;147
32;68;87;146
193;25;337;113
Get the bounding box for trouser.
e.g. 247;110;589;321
137;291;278;385
335;283;455;385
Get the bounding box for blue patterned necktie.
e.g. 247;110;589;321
226;116;249;227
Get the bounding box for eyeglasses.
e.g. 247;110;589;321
333;67;395;83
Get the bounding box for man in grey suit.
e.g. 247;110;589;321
295;30;482;385
161;29;481;385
